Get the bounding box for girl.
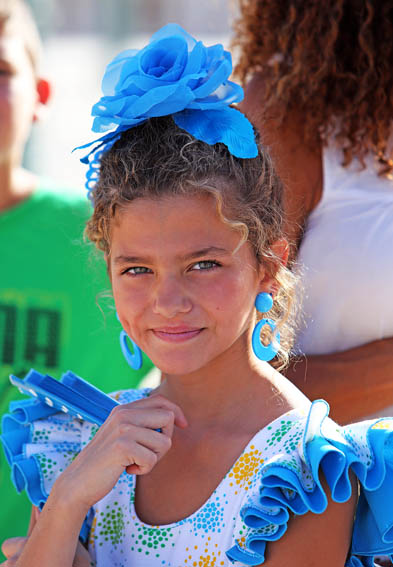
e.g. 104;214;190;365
2;24;393;567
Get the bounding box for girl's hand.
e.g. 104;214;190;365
0;537;91;567
52;394;187;514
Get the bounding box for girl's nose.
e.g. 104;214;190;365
152;275;192;318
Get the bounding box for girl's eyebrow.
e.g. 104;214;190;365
181;246;229;261
113;247;229;265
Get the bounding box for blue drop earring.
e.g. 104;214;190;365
116;313;143;370
251;292;280;362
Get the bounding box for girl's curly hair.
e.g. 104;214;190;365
86;116;299;369
232;0;393;175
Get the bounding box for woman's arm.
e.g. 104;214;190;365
285;337;393;423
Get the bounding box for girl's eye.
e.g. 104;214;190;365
124;266;153;275
190;260;221;271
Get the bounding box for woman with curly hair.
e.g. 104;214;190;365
233;0;393;423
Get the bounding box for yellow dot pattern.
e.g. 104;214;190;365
372;419;393;430
184;539;226;566
237;535;247;549
228;445;264;491
88;515;97;549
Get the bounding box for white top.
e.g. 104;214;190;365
22;386;310;567
7;386;393;567
295;139;393;356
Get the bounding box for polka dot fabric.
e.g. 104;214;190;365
86;390;306;566
4;390;393;566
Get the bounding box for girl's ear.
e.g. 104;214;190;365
258;238;289;294
270;238;289;267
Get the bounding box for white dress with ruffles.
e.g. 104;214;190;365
3;386;393;566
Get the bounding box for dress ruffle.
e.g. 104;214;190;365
3;390;393;564
1;398;94;542
226;400;393;566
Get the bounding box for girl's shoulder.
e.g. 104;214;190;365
228;400;393;566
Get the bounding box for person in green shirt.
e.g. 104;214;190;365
0;0;153;555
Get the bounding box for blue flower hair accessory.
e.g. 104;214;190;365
76;23;258;199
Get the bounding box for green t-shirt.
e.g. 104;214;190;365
0;181;153;551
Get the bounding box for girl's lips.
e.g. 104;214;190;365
152;327;204;343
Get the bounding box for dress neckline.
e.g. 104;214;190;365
130;404;307;529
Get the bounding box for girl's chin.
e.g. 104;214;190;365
150;354;208;377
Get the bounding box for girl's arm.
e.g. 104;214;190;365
9;395;187;567
255;476;358;567
12;496;87;567
1;507;91;567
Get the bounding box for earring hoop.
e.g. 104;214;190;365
119;330;143;370
251;292;280;362
116;313;143;370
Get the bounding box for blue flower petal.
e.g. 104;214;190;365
92;94;129;116
140;37;187;81
121;70;206;92
101;49;139;95
130;83;194;117
174;107;258;159
92;113;143;133
192;58;232;101
188;81;244;110
182;41;206;76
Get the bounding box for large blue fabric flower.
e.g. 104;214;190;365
77;23;258;197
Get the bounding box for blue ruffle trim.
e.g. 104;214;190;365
226;400;393;566
1;398;92;543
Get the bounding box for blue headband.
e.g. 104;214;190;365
76;23;258;199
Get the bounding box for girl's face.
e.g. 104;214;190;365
110;193;270;375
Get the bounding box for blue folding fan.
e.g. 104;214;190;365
9;369;119;426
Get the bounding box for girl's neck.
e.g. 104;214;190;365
157;333;283;434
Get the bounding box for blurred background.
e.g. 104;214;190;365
25;0;234;193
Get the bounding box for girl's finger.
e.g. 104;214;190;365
110;407;176;438
122;441;159;475
124;395;188;428
120;425;172;459
1;537;26;559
